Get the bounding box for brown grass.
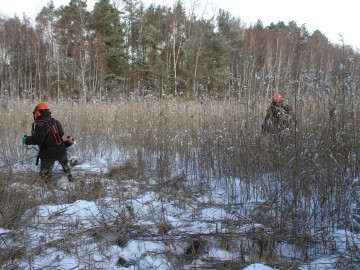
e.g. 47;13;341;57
1;94;360;267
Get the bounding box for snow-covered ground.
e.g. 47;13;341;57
0;146;358;269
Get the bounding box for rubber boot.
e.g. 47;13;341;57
62;165;73;181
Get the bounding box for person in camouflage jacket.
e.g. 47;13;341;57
262;93;294;135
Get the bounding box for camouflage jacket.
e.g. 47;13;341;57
262;104;293;135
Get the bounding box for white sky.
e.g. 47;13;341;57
1;0;358;49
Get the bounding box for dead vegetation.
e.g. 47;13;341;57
1;97;360;268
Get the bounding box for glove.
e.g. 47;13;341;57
22;135;27;144
65;136;74;144
64;136;74;147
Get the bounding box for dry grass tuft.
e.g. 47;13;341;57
64;177;105;203
107;161;139;180
0;172;41;229
183;238;207;263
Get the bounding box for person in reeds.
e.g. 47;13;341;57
262;93;294;136
22;102;73;182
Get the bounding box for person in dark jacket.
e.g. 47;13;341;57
22;102;73;181
262;93;294;135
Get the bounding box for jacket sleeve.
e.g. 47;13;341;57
25;122;48;146
56;120;65;138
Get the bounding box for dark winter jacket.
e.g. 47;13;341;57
25;111;66;159
262;103;293;135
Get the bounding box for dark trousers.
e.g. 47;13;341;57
40;152;71;180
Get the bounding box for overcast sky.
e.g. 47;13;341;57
1;0;358;49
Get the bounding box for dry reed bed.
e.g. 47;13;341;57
1;97;360;265
2;97;360;195
1;97;360;179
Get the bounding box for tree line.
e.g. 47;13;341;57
0;0;359;101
